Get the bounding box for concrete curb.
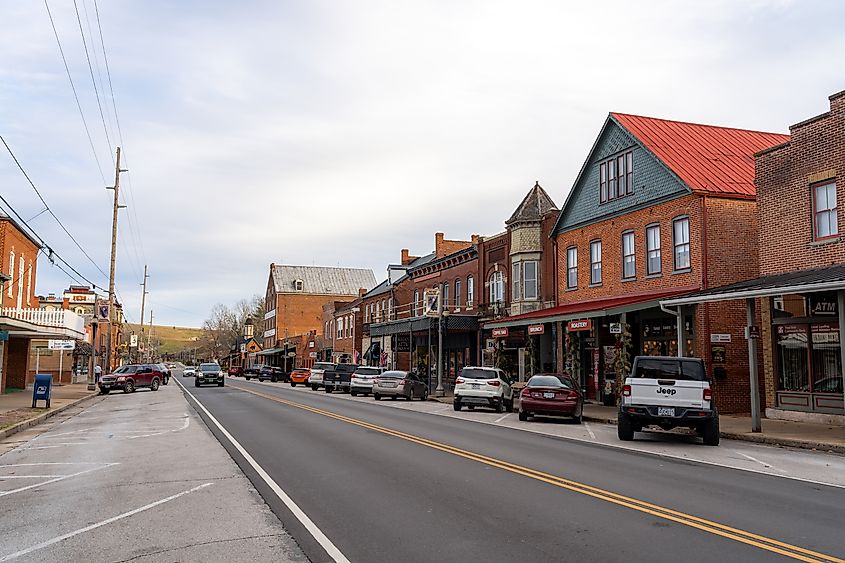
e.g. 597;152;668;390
0;391;100;440
433;396;845;454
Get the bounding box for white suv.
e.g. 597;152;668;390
453;366;514;413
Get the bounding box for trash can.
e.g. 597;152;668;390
32;373;53;408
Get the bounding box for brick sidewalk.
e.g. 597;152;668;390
0;383;98;435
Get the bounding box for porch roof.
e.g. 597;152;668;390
0;308;86;340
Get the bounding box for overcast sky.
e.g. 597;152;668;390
1;0;843;328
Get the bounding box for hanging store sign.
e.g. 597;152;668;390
609;323;622;335
129;334;138;347
567;319;592;332
528;324;545;335
492;328;509;338
48;340;75;350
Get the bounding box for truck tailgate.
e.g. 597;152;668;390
628;378;705;408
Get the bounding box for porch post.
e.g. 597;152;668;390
838;290;845;415
746;298;761;432
677;306;687;357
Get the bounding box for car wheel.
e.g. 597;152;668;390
245;376;251;381
271;376;278;383
702;415;720;446
421;388;429;401
572;410;582;424
100;388;110;395
494;400;504;414
374;393;381;401
406;390;413;401
453;400;461;411
194;379;200;387
311;384;318;391
291;382;296;387
151;378;160;392
350;391;357;397
617;413;635;441
124;380;135;394
518;410;528;422
218;379;224;387
390;395;396;400
505;398;514;413
325;386;332;393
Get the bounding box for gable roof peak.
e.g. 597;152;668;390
506;181;559;226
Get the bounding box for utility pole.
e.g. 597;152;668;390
139;264;148;363
147;309;154;362
105;147;127;371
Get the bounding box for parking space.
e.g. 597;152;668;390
0;379;305;563
235;378;845;488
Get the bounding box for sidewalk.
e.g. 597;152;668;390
0;382;98;438
433;392;845;454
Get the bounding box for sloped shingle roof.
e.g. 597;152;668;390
271;265;376;295
611;113;789;198
506;182;558;225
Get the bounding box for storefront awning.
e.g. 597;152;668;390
256;347;283;356
660;265;845;307
369;315;479;336
484;285;700;330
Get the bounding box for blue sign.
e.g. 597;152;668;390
0;331;8;342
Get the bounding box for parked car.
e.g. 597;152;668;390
618;356;719;446
290;368;311;387
373;370;428;401
453;366;514;413
183;366;196;377
195;362;224;387
243;367;260;380
258;365;286;382
518;373;583;423
228;366;244;377
309;362;335;390
323;363;360;393
155;363;171;385
349;366;385;396
99;364;164;394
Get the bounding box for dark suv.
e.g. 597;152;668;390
99;364;165;394
258;365;287;382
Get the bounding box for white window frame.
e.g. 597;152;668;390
466;276;474;307
454;279;461;308
414;290;420;316
7;251;14;298
673;216;691;271
646;224;661;275
26;262;32;305
566;246;577;289
489;271;504;303
511;262;521;301
17;254;24;309
813;182;838;240
523;261;538;300
622;231;635;279
590;241;602;285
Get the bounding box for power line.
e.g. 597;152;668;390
43;0;107;186
72;0;113;161
0;134;110;282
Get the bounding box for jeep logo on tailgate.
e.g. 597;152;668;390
656;388;677;396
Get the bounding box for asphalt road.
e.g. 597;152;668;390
183;377;845;563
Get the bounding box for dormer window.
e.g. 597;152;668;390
599;150;634;203
294;279;304;292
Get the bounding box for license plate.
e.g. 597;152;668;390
384;382;396;388
471;384;481;389
543;392;555;399
658;407;675;417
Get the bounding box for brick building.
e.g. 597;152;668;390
663;90;845;423
261;264;376;369
498;113;787;413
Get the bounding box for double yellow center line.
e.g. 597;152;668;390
232;383;842;563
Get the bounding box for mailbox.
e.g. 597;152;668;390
32;373;53;408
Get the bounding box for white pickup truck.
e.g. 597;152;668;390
618;356;719;446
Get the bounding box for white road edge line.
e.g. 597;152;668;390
584;422;597;441
0;482;213;562
493;413;510;424
174;378;351;563
0;463;119;498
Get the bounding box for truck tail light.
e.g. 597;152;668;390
622;384;631;397
703;388;712;401
487;379;501;387
455;377;465;385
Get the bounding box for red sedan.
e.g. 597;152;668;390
518;373;583;424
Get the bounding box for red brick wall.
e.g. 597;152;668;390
756;92;844;275
477;232;509;309
555;195;705;300
0;219;40;309
408;251;478;313
274;293;354;342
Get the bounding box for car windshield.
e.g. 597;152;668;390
355;367;381;376
460;368;497;380
114;366;136;374
380;371;406;379
313;363;334;371
200;364;220;372
633;359;706;381
527;375;571;388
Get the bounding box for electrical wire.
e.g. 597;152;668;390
43;0;108;186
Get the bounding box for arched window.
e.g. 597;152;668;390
466;275;474;307
489;271;504;303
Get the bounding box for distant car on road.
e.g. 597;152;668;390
349;366;384;396
289;368;311;387
183;366;196;377
308;362;335;390
518;374;583;423
258;365;286;382
195;362;224;387
243;367;260;380
323;363;360;393
453;366;513;413
228;366;244;377
154;363;171;385
372;370;428;401
99;364;164;394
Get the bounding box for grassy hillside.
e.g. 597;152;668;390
123;323;204;355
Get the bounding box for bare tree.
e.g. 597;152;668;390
201;294;265;360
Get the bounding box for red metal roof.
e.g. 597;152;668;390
611;113;789;198
484;286;699;327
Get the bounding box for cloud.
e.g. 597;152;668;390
0;0;842;327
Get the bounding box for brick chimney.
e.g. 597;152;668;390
471;234;479;244
400;248;419;265
359;287;368;297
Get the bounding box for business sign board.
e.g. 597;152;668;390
48;340;76;350
491;328;509;338
609;323;622;335
527;324;545;335
744;326;760;339
567;319;592;332
129;334;138;347
710;333;732;343
0;330;8;342
423;289;440;317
